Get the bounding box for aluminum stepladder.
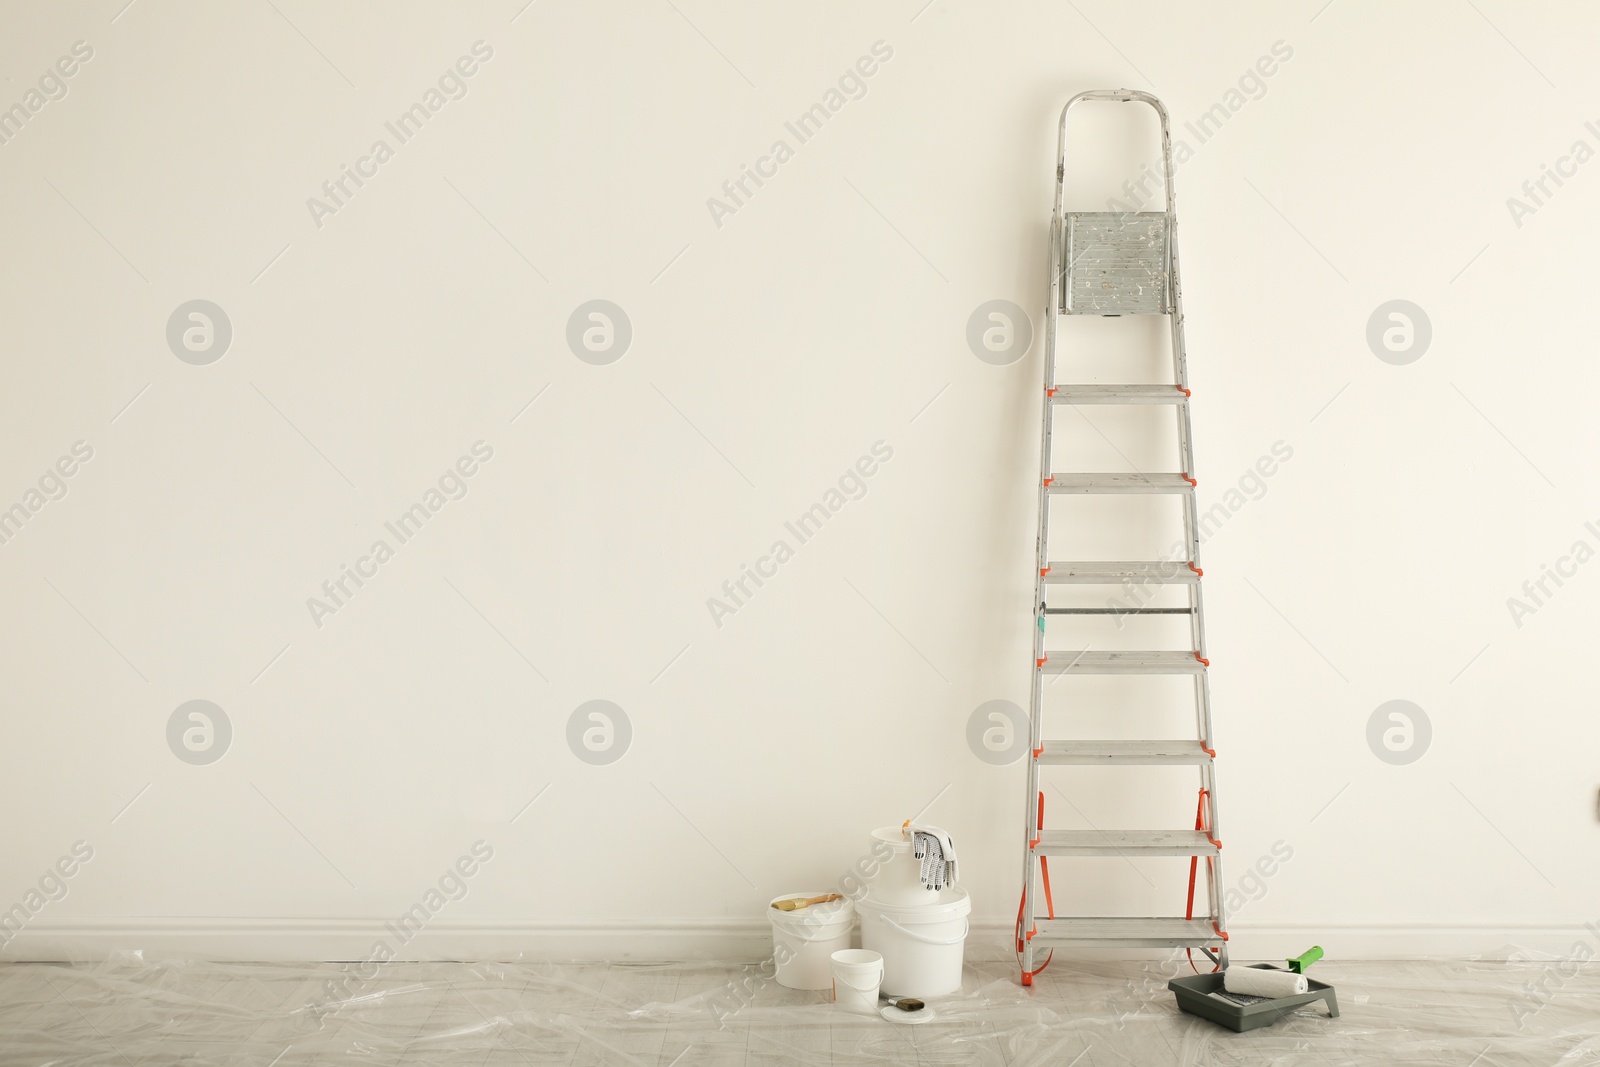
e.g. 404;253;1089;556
1016;89;1228;985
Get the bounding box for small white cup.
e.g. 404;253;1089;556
829;948;884;1012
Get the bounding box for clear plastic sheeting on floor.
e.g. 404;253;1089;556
2;952;1596;1065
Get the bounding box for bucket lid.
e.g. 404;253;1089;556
767;892;855;931
855;885;971;919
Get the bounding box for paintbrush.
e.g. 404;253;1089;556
769;894;842;912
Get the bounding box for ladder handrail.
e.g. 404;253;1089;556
1053;90;1175;218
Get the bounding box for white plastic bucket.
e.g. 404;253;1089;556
865;826;948;906
768;893;855;990
829;948;883;1012
857;887;971;998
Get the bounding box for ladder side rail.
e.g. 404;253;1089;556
1205;755;1229;967
1200;674;1222;853
1021;201;1065;978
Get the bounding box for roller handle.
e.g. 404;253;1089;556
1286;945;1323;974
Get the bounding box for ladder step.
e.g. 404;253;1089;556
1029;917;1220;948
1043;607;1190;615
1032;829;1218;857
1046;473;1193;494
1040;651;1205;675
1062;212;1172;316
1043;561;1199;585
1036;740;1213;765
1049;384;1187;405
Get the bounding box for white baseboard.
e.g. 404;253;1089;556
4;918;1595;963
1;919;776;964
1224;921;1600;960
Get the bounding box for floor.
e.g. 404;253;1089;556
1;954;1594;1065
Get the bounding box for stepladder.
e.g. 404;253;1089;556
1016;90;1229;985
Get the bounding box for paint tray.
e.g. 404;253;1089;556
1168;965;1339;1033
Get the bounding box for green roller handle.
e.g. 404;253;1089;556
1286;946;1323;973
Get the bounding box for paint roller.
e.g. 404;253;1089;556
1221;968;1308;998
1220;946;1324;998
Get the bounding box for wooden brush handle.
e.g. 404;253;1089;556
770;893;843;911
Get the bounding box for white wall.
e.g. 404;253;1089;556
1;0;1594;963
